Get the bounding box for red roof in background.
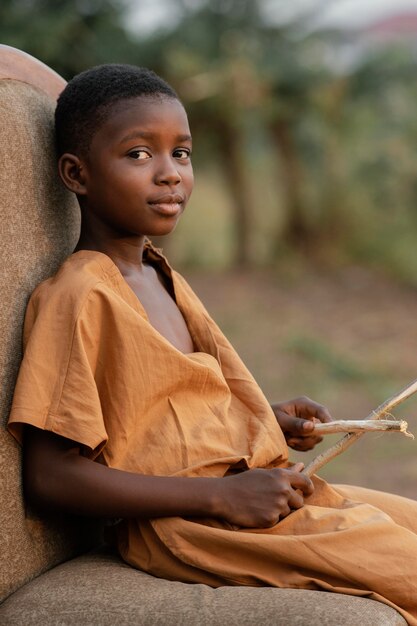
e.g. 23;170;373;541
365;12;417;35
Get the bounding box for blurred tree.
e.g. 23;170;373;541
0;0;136;79
4;0;417;276
138;0;265;267
260;30;326;253
129;0;337;262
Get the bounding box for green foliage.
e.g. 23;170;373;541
3;0;417;278
0;0;137;78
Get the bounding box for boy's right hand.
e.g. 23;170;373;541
215;463;313;529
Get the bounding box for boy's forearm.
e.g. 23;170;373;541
23;428;221;519
23;428;315;528
40;454;221;518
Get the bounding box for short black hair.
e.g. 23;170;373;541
55;64;179;157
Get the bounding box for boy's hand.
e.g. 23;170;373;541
216;463;313;528
271;396;333;451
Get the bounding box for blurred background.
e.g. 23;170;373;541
3;0;417;495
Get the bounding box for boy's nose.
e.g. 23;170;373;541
154;157;181;185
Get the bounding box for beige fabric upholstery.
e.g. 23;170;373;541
0;49;406;624
0;78;100;602
0;549;407;625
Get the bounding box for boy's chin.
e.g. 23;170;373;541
148;220;181;238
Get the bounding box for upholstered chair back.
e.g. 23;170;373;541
0;45;98;601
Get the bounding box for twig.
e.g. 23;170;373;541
313;419;412;436
303;378;417;477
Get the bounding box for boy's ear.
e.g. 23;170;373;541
58;153;88;195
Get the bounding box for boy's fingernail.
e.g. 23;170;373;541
303;421;313;430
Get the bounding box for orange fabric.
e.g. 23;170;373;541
8;245;417;625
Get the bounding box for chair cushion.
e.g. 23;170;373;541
0;548;406;625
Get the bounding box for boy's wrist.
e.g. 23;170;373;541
192;477;225;519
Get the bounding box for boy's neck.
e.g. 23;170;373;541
74;229;149;276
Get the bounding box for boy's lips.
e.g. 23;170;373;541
147;193;185;216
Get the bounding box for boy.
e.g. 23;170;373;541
7;64;417;625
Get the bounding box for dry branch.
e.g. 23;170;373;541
313;419;412;436
303;378;417;477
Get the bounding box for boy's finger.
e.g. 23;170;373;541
288;490;305;510
297;399;333;423
287;436;323;450
315;405;333;423
288;470;314;496
278;412;315;435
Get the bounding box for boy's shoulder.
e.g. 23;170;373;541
29;251;119;314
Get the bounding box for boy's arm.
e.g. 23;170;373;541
23;426;314;529
271;396;333;451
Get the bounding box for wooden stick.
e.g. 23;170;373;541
313;419;412;436
303;377;417;477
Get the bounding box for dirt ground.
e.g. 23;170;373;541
184;263;417;500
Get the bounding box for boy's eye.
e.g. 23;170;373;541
128;149;151;160
173;148;191;159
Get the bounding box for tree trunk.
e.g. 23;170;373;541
270;118;313;253
215;119;253;267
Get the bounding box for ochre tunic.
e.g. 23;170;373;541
8;246;417;625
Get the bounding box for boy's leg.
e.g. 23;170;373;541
332;484;417;533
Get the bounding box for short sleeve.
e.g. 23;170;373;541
8;282;108;458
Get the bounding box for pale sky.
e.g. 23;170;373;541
311;0;417;28
127;0;417;35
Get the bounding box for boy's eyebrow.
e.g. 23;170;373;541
119;130;192;144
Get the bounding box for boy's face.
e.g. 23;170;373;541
74;96;193;238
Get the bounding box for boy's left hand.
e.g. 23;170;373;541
271;397;333;451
